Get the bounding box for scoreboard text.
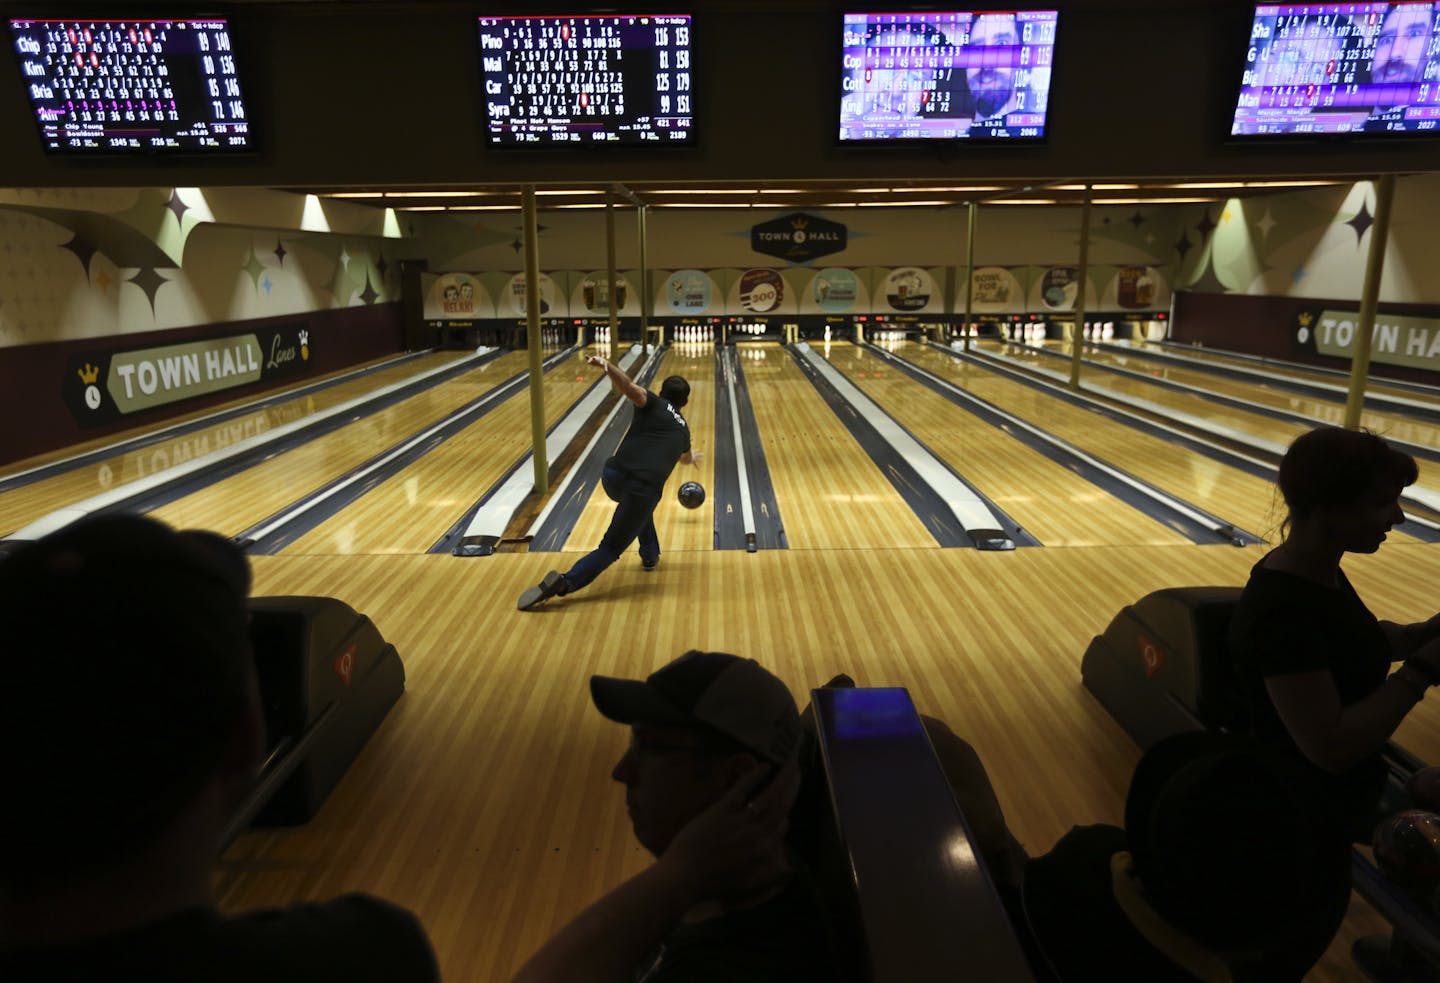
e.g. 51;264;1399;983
9;18;251;153
478;15;694;145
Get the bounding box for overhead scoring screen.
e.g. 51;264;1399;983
478;14;694;145
8;18;251;153
839;9;1057;141
1232;3;1440;135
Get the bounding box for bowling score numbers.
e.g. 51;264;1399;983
8;18;251;153
477;14;694;146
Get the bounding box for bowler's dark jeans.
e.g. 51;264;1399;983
563;465;661;591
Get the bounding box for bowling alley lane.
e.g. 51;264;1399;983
823;341;1188;547
0;351;469;538
1119;338;1440;410
283;347;613;555
724;340;938;550
563;343;719;556
146;352;533;538
989;339;1440;492
890;341;1292;542
1075;341;1440;451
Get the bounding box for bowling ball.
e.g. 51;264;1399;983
1373;810;1440;892
677;481;706;510
1407;766;1440;813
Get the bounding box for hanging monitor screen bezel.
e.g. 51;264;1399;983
8;15;256;155
837;8;1059;144
477;12;696;147
1228;2;1440;138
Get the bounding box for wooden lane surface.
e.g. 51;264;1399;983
283;347;611;555
992;340;1440;496
0;353;467;538
734;341;936;550
840;342;1191;547
1126;340;1440;409
562;344;718;558
1076;340;1440;454
218;543;1440;981
147;353;532;537
995;338;1430;543
900;343;1295;543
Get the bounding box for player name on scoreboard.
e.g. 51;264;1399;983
478;15;694;145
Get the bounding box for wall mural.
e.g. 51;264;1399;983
0;187;400;351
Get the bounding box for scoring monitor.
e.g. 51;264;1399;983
8;17;252;153
1231;3;1440;135
478;14;695;146
839;9;1059;142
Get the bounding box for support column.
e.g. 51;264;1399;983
638;203;654;347
1344;174;1396;430
1068;188;1092;391
523;186;548;493
605;190;619;360
963;201;977;352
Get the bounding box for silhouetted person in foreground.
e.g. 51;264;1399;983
1023;730;1352;981
513;651;837;982
1229;427;1440;840
0;514;438;982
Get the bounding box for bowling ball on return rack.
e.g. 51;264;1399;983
677;481;706;510
1373;810;1440;895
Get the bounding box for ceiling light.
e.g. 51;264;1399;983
855;200;953;207
383;191;485;199
1243;180;1344;187
1095;196;1225;205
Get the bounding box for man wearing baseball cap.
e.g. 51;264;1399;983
0;514;438;982
514;651;837;983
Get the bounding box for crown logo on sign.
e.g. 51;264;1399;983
299;329;309;345
78;363;100;385
1298;312;1313;328
791;216;809;230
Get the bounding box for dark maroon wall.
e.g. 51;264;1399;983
1171;292;1440;386
0;302;402;468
